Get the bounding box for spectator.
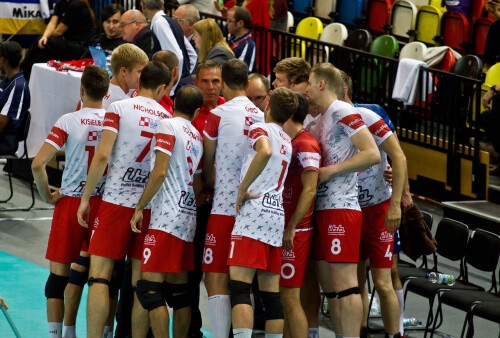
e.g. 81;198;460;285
119;10;153;59
271;0;288;31
227;7;256;72
246;73;271;112
173;4;200;46
81;4;126;59
482;0;500;72
193;19;234;65
0;41;30;156
178;0;220;15
21;0;96;80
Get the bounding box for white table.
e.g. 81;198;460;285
26;63;83;156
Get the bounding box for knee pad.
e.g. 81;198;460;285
324;291;337;299
75;255;90;268
45;273;69;299
136;280;166;311
87;277;110;287
336;286;360;299
109;260;125;298
164;282;190;310
261;291;284;320
68;256;90;287
229;280;252;308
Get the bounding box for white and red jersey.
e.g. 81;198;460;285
306;100;367;211
283;130;321;229
76;83;129;111
204;96;265;216
232;123;292;247
148;117;204;242
102;95;171;208
356;107;393;208
45;108;107;197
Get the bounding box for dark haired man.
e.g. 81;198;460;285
77;61;170;337
31;65;110;338
227;7;256;73
201;59;265;337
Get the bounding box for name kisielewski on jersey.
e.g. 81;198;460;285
101;96;171;209
45;107;107;197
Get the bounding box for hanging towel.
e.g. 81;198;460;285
392;58;427;106
425;46;462;67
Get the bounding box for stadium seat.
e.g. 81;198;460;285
453;54;482;79
366;0;392;36
432;49;456;72
369;34;399;57
287;11;294;32
406;0;429;7
399;41;427;60
345;29;373;51
293;17;324;58
292;0;313;15
336;0;364;27
415;5;443;45
389;0;418;40
468;0;486;26
429;0;446;12
314;0;337;21
472;17;494;57
440;11;469;54
320;23;348;59
485;62;500;86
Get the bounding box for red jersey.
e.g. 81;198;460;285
191;96;225;135
159;95;174;116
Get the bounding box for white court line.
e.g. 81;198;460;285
0;217;53;222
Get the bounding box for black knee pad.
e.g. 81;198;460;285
261;291;284;320
45;273;69;299
229;280;252;308
136;280;166;311
109;260;125;298
164;282;190;310
336;286;360;299
324;291;337;299
68;255;90;287
87;277;110;287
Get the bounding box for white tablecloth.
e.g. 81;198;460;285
26;63;83;156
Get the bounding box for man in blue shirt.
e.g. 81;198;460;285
0;41;30;155
227;7;257;73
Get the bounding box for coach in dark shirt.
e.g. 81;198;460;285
119;10;153;59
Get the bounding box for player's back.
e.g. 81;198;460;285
47;107;107;197
204;96;265;216
102;95;170;208
102;83;129;110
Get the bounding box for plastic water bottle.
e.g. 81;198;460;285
403;318;422;328
426;272;455;286
96;43;102;50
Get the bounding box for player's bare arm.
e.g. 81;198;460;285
77;130;117;227
282;170;318;251
131;150;171;233
31;143;64;204
379;134;407;234
203;138;217;188
318;128;381;183
236;137;272;214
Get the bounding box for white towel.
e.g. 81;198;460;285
392;58;427;106
425;46;462;67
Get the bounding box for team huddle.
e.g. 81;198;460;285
32;44;412;338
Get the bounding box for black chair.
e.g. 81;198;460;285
453;54;483;79
467;299;500;337
403;218;472;337
344;29;373;51
429;229;500;338
0;111;35;211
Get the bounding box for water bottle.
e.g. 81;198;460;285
96;43;102;50
425;272;456;286
403;318;422;328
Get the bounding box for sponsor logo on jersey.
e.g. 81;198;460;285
139;116;158;129
317;182;329;194
328;224;345;235
245;116;253;126
230;234;242;240
73;181;86;193
262;193;283;210
178;190;196;211
358;186;373;203
282;249;295;260
205;233;216;246
339;114;364;131
144;234;156;246
245;106;259;114
380;231;393;242
88;131;99;142
122;168;149;183
49;131;59;139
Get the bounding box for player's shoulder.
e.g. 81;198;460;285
332;100;359;117
296;130;320;149
356;106;380;123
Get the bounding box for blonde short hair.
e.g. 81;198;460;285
310;62;343;95
111;43;149;76
193;18;234;63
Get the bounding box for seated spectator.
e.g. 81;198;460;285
482;1;500;72
119;10;153;59
0;42;30;155
173;4;200;47
227;7;256;72
193;18;234;66
21;0;96;80
81;4;126;59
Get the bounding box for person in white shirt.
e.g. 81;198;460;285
173;4;200;43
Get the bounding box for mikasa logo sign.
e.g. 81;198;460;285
144;234;156;246
205;234;216;245
282;250;295;260
328;224;345;235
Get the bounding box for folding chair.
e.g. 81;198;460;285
0;111;35;211
471;17;494;57
320;23;348;59
389;0;418;40
366;0;392;36
467;299;500;337
453;54;483;79
399;41;428;60
314;0;337;21
440;10;470;54
414;5;443;46
370;34;399;57
345;29;373;51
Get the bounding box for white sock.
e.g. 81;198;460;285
103;325;111;337
308;326;319;338
208;295;232;337
233;328;252;337
395;289;405;335
48;322;62;338
265;334;283;338
250;293;255;309
63;326;76;338
106;332;113;338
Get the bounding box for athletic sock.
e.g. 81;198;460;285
233;328;252;337
250;293;255;309
265;334;283;338
208;295;232;337
103;325;111;338
308;326;319;338
395;289;405;335
48;322;62;338
63;325;76;338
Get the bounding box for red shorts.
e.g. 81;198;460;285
359;200;394;268
227;235;282;274
46;196;101;264
314;209;362;263
280;228;313;288
88;201;150;261
141;229;194;273
202;214;235;273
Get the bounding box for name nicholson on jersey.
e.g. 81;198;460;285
134;104;170;118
